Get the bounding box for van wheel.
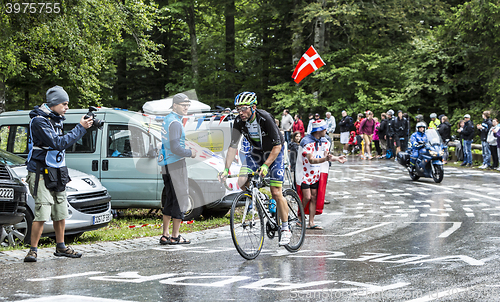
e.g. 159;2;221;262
184;187;203;221
161;187;203;221
0;209;33;247
202;209;229;219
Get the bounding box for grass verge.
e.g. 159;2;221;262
0;209;230;252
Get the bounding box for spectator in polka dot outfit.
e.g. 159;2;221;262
296;119;347;229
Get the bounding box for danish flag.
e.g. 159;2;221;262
292;46;326;84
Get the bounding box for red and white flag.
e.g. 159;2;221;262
291;46;325;84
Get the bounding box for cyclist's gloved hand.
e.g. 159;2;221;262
218;168;229;182
258;164;269;177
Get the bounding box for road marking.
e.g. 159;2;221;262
403;222;462;238
160;276;251;287
405;288;468;302
321;222;393;237
17;295;136;302
27;272;104;282
290;281;410;296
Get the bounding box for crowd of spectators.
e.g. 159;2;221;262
277;109;499;170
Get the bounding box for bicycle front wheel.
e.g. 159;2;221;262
230;191;265;260
280;188;306;252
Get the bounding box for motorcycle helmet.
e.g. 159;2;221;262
416;121;427;131
430;113;437;119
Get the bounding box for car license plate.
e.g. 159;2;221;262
0;188;14;200
93;213;111;225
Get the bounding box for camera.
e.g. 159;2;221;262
84;106;105;130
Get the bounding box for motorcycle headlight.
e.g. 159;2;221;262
429;150;438;156
439;150;444;156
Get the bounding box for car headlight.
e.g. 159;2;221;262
66;186;78;192
429;150;438;156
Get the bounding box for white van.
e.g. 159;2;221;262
0;108;241;220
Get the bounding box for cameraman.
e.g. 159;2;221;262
24;86;94;262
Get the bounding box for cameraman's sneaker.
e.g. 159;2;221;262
279;229;292;246
24;250;37;262
54;246;82;258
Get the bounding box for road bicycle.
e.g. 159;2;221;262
224;172;306;260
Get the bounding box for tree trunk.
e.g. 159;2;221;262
314;0;326;53
225;0;235;98
186;2;199;89
24;90;30;110
292;0;303;66
0;80;6;113
116;52;127;105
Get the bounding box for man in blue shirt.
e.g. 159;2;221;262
158;93;197;245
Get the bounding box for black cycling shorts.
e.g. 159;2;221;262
301;181;319;190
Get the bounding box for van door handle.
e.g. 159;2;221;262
102;160;109;171
92;160;98;171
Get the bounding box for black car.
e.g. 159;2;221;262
0;164;27;227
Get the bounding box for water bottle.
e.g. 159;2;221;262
268;198;276;214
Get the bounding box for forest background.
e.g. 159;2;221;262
1;0;499;133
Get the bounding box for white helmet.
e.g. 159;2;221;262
430;113;437;119
416;121;427;131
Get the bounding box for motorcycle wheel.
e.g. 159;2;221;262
432;164;444;183
408;167;420;181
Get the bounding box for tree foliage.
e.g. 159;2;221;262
1;0;498;133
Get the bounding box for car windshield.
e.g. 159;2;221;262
0;149;26;166
425;129;443;145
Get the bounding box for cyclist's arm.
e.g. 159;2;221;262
226;121;243;170
263;144;282;167
224;147;238;170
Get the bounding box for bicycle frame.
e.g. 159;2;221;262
241;176;279;231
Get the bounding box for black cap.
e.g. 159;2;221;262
170;93;190;109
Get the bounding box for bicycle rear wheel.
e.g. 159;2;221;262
280;188;306;252
230;191;265;260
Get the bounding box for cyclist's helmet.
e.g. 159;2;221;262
416;121;427;131
234;92;257;106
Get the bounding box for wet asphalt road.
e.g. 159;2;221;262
2;157;500;302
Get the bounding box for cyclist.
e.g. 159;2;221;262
218;91;291;246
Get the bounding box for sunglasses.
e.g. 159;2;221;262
235;106;251;112
176;103;191;108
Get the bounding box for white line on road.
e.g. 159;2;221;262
311;222;393;237
402;222;462;238
405;288;468;302
27;272;104;282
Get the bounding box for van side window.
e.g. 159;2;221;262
63;124;97;153
0;125;29;155
107;125;149;158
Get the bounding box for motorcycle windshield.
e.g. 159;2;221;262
425;129;443;145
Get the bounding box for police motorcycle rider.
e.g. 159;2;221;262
218;92;292;246
409;122;428;166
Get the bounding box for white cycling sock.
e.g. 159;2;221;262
281;222;289;231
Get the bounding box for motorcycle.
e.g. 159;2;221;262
397;128;445;183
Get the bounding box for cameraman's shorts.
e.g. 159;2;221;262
240;147;284;187
26;172;68;222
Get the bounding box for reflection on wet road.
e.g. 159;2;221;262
2;158;500;301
